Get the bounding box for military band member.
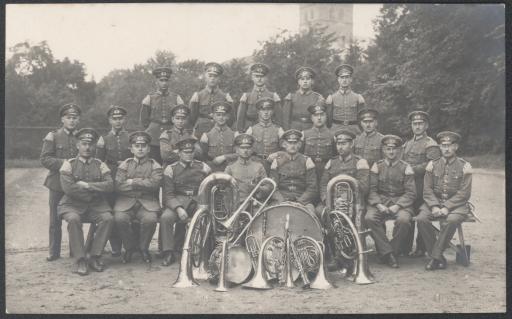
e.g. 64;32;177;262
114;131;163;264
159;105;200;166
317;129;370;217
354;108;384;168
326;64;365;133
190;62;234;138
40;103;81;261
58;128;114;275
236;63;281;132
140;66;185;164
96;105;131;257
199;101;238;172
416;131;472;271
225;134;268;204
245;97;284;173
160;136;212;266
365;135;416;268
282;67;325;131
270;129;318;214
302;102;335;184
402;110;442;257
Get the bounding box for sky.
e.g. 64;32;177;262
6;3;382;81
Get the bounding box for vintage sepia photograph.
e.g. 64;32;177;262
4;2;506;315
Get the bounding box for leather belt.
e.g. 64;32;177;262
178;190;195;196
332;120;358;125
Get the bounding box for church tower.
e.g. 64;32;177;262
299;4;354;50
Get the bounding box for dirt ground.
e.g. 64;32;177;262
5;168;506;314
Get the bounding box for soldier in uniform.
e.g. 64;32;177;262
113;131;163;264
270;129;318;214
354;108;384;168
282;67;325;131
140;66;185;164
225;134;269;204
190;62;234;138
245;97;284;173
402;110;441;257
58;128;114;275
236;63;281;132
416;131;472;271
199;101;238;172
40;103;81;261
326;64;365;134
159;105;200;167
96;105;131;257
160;136;212;266
302;102;335;185
365;135;416;268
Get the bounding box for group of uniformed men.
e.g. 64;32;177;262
40;62;473;276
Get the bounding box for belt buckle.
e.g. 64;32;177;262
185;190;194;196
314;157;322;163
288;185;297;192
343;120;350;125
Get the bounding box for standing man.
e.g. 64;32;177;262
270;129;318;214
159;105;200;167
402;110;441;257
354;108;384;168
190;62;234;138
140;66;185;164
326;64;365;133
199;101;238;172
236;63;281;132
302;102;335;185
160;136;212;266
40;103;81;261
245;97;284;173
96;105;131;257
58;128;114;275
114;131;163;264
282;67;324;131
365;135;416;268
416;131;472;271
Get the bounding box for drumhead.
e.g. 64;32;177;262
226;246;253;284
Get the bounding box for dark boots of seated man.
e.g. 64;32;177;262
114;131;163;264
58;128;114;275
365;135;416;268
160;136;212;266
416;131;472;271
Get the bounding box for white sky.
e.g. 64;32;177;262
6;3;381;81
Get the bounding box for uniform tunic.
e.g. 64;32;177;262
159;127;197;166
246;122;284;173
302;126;335;181
225;158;267;203
200;125;238;172
189;87;233;138
416;157;473;259
325;89;365;132
354;131;384;168
282;90;324;131
236;87;281;132
58;157;114;261
40;127;79;257
366;159;416;256
96;129;131;178
160;160;212;252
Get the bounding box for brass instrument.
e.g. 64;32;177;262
214;240;228;292
322;174;375;285
242;236;277;290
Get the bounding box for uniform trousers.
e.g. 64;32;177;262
106;194;122;253
48;190;64;257
114;202;158;251
416;203;468;260
160;208;189;253
61;209;113;261
365;205;413;256
273;191;315;215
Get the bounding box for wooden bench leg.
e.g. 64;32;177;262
456;225;470;267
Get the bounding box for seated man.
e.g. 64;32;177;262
416;131;472;271
160;136;212;266
270;129;317;214
58;128;114;276
114;131;163;264
365;135;416;268
225;133;270;207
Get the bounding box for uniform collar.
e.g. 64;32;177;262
237;157;251;166
297;89;312;96
78;156;91;164
172;126;186;134
312;126;327;132
338;87;352;95
364;130;376;137
384;158;400;167
442;156;457;165
133;157;149;165
414;133;427;141
253;86;266;93
179;160;192;168
111;128;126;136
157;89;169;96
205;86;219;94
288;153;299;161
339;153;353;162
258;120;273;127
214;124;229;132
62;127;75;136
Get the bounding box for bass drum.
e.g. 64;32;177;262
246;203;324;281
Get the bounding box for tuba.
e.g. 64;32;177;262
322;174;375;285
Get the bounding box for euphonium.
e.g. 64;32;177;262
242;236;277;290
323;174;375;285
302;237;333;290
